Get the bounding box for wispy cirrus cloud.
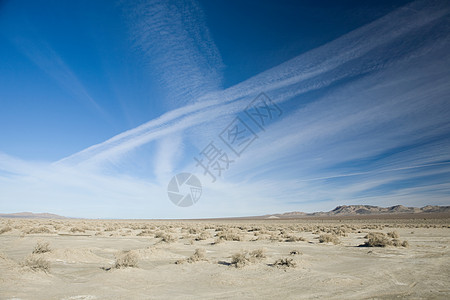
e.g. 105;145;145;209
1;0;449;218
57;0;450;169
123;0;224;107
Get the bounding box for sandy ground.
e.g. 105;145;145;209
0;218;449;299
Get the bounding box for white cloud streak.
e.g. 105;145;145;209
1;0;449;217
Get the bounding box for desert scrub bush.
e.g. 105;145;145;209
22;255;50;272
217;229;243;241
283;234;306;242
137;230;154;236
195;231;212;241
114;251;138;269
230;249;266;268
273;257;296;268
269;233;283;242
250;248;266;259
70;227;86;233
189;248;207;262
387;231;399;239
231;252;251;268
362;232;391;247
319;234;340;245
360;232;410;247
104;226;116;232
0;226;12;234
159;233;175;243
32;241;51;254
176;248;207;264
24;226;52;234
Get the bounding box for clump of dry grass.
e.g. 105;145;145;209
195;231;211;241
32;241;51;254
114;251;138;269
136;230;153;236
387;231;399;238
283;234;306;242
22;255;50;272
70;227;86;233
230;249;266;268
230;252;251;268
250;248;266;259
24;226;52;234
0;226;12;234
154;231;175;243
176;248;208;264
362;232;391;247
217;229;243;242
188;248;207;262
361;232;409;247
319;234;340;245
273;257;296;268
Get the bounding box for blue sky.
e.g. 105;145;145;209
0;0;449;218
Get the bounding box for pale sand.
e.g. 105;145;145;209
0;218;448;299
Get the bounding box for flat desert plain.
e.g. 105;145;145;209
0;216;449;299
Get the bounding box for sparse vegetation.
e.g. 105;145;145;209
361;232;408;247
176;248;208;264
230;249;266;268
387;231;399;238
24;226;52;234
32;241;51;254
273;257;296;268
0;226;12;234
22;255;50;272
319;234;340;244
114;251;138;269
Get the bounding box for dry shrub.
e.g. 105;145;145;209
230;249;266;268
269;233;283;242
0;226;12;234
70;227;85;233
195;231;211;241
22;255;50;272
114;251;138;269
33;241;51;254
319;234;340;245
176;248;208;264
136;230;153;236
24;226;52;234
104;226;116;232
387;231;399;239
217;229;243;241
273;257;296;268
363;232;391;247
161;233;175;243
361;232;408;247
284;234;306;242
231;252;251;268
188;248;207;262
250;248;266;260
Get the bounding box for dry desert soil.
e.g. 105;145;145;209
0;216;449;299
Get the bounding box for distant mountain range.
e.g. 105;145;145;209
263;205;450;219
0;212;68;219
1;205;449;219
